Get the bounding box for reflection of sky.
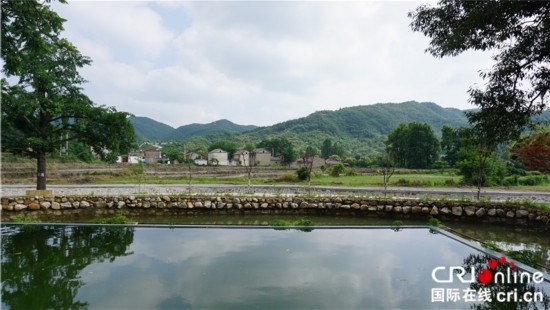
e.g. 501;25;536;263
75;228;548;309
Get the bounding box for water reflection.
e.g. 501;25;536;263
1;225;548;309
1;225;134;309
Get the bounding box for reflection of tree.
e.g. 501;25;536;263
463;253;549;310
1;225;135;309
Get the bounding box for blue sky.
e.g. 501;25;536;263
52;1;494;128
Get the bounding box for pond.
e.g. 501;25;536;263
1;224;549;309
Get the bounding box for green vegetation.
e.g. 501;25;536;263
271;218;313;227
12;215;41;223
1;0;135;190
427;216;441;227
91;212;133;224
482;242;538;269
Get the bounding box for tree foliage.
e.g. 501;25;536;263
513;127;550;173
409;1;550;144
257;137;297;165
1;0;135;189
441;125;461;167
385;122;440;169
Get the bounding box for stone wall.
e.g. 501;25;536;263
1;195;549;226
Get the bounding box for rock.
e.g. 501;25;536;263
187;202;194;209
430;206;439;215
80;201;91;208
402;206;411;214
384;205;393;212
341;204;351;209
162;196;171;202
194;201;203;208
204;201;212;208
516;210;529;218
261;203;269;209
497;209;505;217
51;202;61;210
368;206;377;212
60;202;72;209
476;208;486;217
452;206;463;216
157;202;166;208
487;208;496;216
95;201;106;208
14;204;27;211
394;206;402;213
118;201;126;209
72;201;80;208
440;207;451;215
464;206;476;216
506;211;515;218
411;206;422;214
421;207;430;214
28;203;40;210
40;201;51;209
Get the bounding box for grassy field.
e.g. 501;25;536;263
2;157;548;191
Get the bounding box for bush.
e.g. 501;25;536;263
329;163;345;177
278;173;298;182
296;167;310;181
518;175;547;186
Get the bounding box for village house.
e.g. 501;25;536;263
208;149;229;166
144;148;162;164
233;150;251;166
253;148;271;166
186;151;207;166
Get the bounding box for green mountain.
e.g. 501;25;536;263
134;101;550;157
129;116;174;142
130;117;257;142
165;119;258;141
176;101;470;157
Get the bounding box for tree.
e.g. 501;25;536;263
329;163;345;177
376;152;397;198
441;125;461;167
321;138;345;159
409;1;550;145
513;127;550;173
208;141;236;157
456;127;504;200
321;139;333;159
258;137;297;166
1;0;135;190
386;122;440;169
302;145;319;194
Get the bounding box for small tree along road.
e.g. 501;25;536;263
1;0;135;190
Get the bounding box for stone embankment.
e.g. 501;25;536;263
1;195;549;226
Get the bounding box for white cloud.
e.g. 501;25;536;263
52;1;494;127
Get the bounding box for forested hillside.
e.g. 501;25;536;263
167;101;471;157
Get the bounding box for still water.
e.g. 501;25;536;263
1;225;549;309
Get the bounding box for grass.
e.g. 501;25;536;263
90;212;133;224
12;215;41;223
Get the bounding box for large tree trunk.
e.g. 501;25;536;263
36;152;47;190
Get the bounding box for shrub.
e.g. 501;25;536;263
278;173;298;183
329;163;345;177
296;167;310;181
427;216;441;227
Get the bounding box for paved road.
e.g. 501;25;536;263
2;184;549;203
